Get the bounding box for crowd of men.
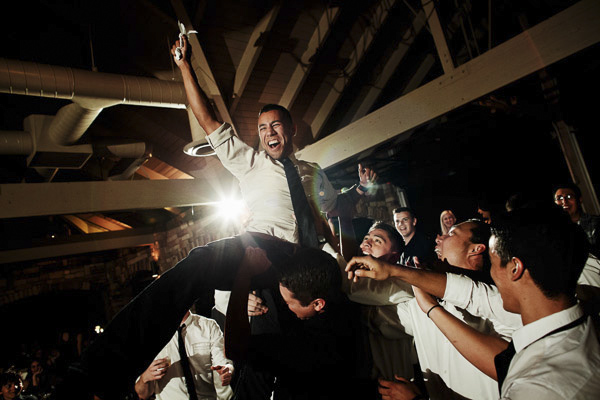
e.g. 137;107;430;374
42;35;600;400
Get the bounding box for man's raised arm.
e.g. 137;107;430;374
171;35;222;135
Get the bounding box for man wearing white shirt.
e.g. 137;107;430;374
79;35;375;400
347;219;503;399
135;311;233;400
407;206;600;399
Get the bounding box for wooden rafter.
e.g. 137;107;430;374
296;0;600;168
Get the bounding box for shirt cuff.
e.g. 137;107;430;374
206;122;233;149
443;272;474;309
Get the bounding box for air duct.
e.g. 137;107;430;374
0;57;194;172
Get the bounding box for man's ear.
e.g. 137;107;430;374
412;217;418;226
292;123;298;137
510;257;525;281
313;298;326;313
471;244;487;256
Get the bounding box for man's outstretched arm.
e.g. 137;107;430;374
171;35;222;135
346;255;448;298
412;286;509;380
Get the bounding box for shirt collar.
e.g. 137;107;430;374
512;303;583;353
181;312;193;328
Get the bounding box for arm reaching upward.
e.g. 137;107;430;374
171;35;222;135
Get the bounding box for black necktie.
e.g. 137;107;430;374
494;340;515;393
281;157;319;248
494;315;586;394
178;324;199;400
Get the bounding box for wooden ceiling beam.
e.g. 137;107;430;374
0;179;215;218
341;9;428;125
231;4;281;113
308;0;398;139
296;0;600;169
279;6;341;110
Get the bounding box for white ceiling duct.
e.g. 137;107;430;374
0;57;191;172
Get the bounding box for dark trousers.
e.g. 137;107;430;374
80;233;298;399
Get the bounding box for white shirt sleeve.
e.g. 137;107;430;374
207;319;234;400
443;273;521;339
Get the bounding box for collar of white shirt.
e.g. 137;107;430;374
512;303;583;353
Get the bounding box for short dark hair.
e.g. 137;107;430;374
393;207;415;219
258;104;293;126
490;206;589;298
278;247;342;307
368;221;403;253
0;372;22;391
552;182;582;200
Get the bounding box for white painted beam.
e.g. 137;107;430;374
296;0;600;168
231;4;281;113
309;0;398;139
0;179;214;218
421;0;454;73
279;7;341;110
0;228;155;264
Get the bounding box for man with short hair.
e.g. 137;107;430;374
134;310;233;400
393;207;434;266
225;247;372;400
410;207;600;399
78;36;375;399
554;183;600;257
347;220;504;399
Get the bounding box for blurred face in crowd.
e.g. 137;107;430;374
360;228;397;262
1;381;21;400
435;222;480;270
394;211;417;242
554;188;580;219
442;212;456;229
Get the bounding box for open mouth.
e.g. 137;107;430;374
268;140;280;149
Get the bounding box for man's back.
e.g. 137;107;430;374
502;305;600;399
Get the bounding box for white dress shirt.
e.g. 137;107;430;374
206;122;338;244
395;299;500;400
443;273;522;339
501;304;600;399
208;123;340;315
152;313;234;400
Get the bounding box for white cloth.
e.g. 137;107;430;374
395;299;500;400
501;304;600;399
443;273;522;339
578;253;600;288
207;123;339;314
151;313;234;400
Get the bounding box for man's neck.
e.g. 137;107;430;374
570;211;581;223
519;293;576;326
